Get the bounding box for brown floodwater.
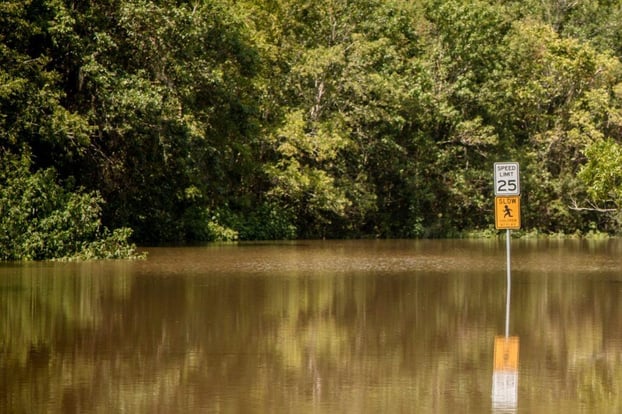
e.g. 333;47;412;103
1;239;621;413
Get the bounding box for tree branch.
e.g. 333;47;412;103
568;198;618;213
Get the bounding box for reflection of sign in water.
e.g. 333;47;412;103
495;196;521;230
492;370;518;410
492;336;519;412
493;336;519;370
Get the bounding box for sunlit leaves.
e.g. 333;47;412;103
485;20;621;141
579;138;622;208
267;111;351;235
255;0;429;235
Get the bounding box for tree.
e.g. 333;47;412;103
0;0;91;162
250;0;433;237
50;0;263;242
3;0;622;243
481;19;622;232
410;0;508;235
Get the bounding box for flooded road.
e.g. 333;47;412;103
1;239;621;413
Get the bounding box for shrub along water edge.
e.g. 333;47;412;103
0;152;144;261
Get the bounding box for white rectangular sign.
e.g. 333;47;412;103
494;162;520;196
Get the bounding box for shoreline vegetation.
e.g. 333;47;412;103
2;0;622;260
463;229;614;240
0;153;144;261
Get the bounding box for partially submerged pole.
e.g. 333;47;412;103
505;229;511;338
493;162;521;337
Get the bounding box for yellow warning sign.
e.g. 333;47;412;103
495;196;521;230
494;336;520;371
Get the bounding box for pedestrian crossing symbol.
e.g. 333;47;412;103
495;196;521;230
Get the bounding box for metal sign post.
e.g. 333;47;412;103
505;229;511;337
493;162;520;338
492;162;521;410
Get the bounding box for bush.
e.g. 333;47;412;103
0;152;143;260
236;202;297;240
181;202;297;242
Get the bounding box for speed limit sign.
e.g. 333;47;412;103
494;162;520;196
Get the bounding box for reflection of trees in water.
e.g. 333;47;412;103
513;274;622;410
0;262;134;412
0;262;133;361
1;251;622;412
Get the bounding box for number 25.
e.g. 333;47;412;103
497;179;517;192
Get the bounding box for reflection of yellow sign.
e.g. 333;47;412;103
494;336;519;371
495;196;521;230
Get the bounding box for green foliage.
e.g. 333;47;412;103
206;219;240;242
0;153;142;260
580;138;622;209
216;202;298;241
237;202;298;240
0;0;91;166
181;206;239;242
181;202;296;241
37;0;264;243
2;0;622;245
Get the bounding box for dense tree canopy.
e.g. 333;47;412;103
2;0;622;256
